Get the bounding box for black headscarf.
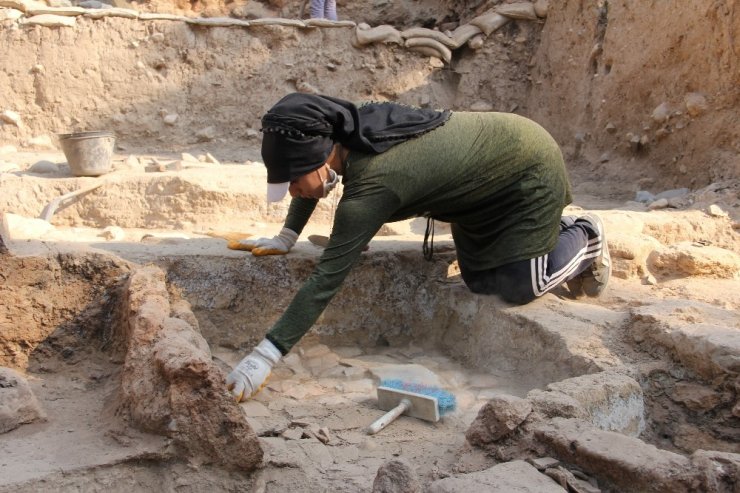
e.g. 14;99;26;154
260;93;451;184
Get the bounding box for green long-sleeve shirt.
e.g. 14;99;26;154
267;111;571;353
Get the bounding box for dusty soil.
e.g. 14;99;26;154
1;0;739;491
1;151;738;491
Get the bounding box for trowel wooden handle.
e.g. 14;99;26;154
366;398;411;435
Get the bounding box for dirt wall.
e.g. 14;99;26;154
530;0;739;188
1;1;738;190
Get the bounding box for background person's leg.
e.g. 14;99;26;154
309;0;326;18
324;0;337;20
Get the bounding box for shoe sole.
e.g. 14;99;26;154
580;214;611;297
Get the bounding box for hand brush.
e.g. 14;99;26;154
365;379;456;435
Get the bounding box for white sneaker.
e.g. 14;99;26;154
569;213;611;297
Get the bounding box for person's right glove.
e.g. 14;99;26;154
226;338;283;402
232;227;298;256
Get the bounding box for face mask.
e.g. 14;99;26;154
323;168;339;197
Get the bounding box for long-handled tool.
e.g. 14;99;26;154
39;182;104;222
365;379;456;435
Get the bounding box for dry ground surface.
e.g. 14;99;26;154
1;0;739;492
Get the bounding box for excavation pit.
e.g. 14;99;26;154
1;157;738;492
0;233;603;484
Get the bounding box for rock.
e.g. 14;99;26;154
230;2;271;19
2;212;55;239
654;188;689;200
27;160;58;173
196;126;216;142
530;370;645;436
1;110;21;126
204;153;220;165
635;190;655;203
306;425;331;444
118;155;143;171
707;204;728;218
281;426;304;440
470;101;494;112
605;122;616;133
295;81;320;94
608;231;662;280
534;418;697;493
643;274;657;285
630;300;740;380
651;102;672;123
304;351;340;376
98;225;125;241
691;450;740;492
428;460;566;492
648;198;669;210
466;394;532;445
648;242;740;279
684;92;708;117
163;113;178;125
626;132;640;151
669;382;723;411
0;367;46;434
467;34;485;50
117;266;262;470
655;127;670;140
529;456;560;471
534;0;549;18
372;458;422;493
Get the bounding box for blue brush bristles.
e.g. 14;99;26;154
380;379;457;415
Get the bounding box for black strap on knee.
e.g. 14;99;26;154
423;216;435;261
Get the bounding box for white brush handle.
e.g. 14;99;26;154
366;398;411;435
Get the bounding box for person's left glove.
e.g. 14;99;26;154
226;338;283;402
232;227;298;256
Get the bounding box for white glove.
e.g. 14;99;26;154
237;227;298;256
226;339;282;402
